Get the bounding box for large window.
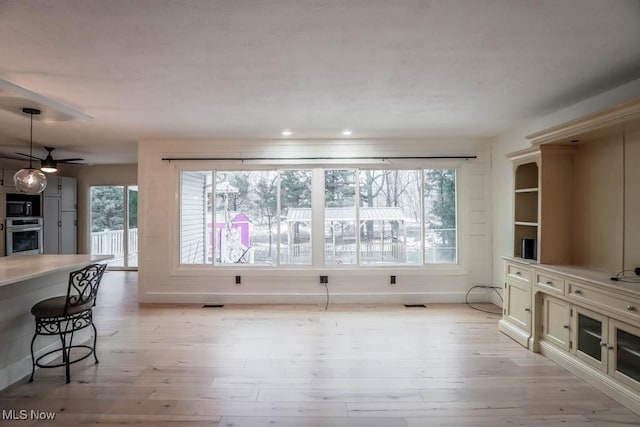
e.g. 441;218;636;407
424;169;457;263
324;169;356;265
280;170;313;265
215;170;278;265
180;167;457;266
359;170;421;265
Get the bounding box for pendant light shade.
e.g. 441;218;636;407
14;108;47;194
14;168;48;193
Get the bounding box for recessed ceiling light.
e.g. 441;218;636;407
281;129;292;136
342;129;352;136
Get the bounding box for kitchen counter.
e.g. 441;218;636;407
0;254;112;287
0;254;112;390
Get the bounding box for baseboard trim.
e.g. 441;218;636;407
138;291;495;305
498;319;530;348
540;340;640;415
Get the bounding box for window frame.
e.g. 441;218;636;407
171;161;465;275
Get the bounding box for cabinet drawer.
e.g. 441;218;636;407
535;271;565;295
506;262;531;283
568;281;640;323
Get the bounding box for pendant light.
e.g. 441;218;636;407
13;108;47;194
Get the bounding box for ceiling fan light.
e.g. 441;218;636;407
40;158;58;173
14;168;47;194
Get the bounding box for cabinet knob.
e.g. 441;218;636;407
524;307;531;312
574;289;582;295
515;271;522;276
563;325;570;329
608;345;614;350
546;281;553;286
626;305;636;311
600;342;607;347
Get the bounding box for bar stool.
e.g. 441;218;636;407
29;263;107;383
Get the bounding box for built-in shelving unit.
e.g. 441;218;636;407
500;97;640;415
513;160;539;260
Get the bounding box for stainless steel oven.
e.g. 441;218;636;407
6;217;43;256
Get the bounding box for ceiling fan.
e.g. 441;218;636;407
15;146;89;173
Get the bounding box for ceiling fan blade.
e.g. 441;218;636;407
15;152;43;160
57;158;85;162
61;161;92;166
0;153;26;160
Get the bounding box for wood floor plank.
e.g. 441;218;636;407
218;416;408;427
1;271;639;426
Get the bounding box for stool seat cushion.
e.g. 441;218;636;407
31;296;93;318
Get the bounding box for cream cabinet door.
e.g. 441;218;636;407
609;320;640;391
541;295;570;351
572;306;608;372
504;279;531;334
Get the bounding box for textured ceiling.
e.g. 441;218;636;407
0;0;639;163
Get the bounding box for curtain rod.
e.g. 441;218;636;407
162;155;477;161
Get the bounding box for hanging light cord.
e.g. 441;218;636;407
28;111;34;169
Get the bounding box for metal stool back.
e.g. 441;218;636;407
29;263;107;383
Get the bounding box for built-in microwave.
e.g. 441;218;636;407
6;200;33;217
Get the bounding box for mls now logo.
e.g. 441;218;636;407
2;409;56;420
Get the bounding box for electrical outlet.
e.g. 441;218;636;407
320;275;328;284
235;275;241;285
390;275;396;285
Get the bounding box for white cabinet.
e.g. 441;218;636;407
571;306;640;392
572;305;608;372
43;176;77;254
610;320;640;391
531;265;640;411
1;169;18;193
499;259;533;348
541;295;571;351
505;280;531;334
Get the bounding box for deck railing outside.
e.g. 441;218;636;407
91;228;138;262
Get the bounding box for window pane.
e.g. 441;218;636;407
180;172;211;264
358;170;421;264
324;169;357;265
215;171;277;265
424;169;457;264
280;170;313;265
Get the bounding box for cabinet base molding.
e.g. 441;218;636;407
540;341;640;416
498;319;530;348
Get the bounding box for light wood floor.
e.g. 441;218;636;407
2;272;640;426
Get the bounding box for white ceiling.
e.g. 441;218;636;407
0;0;639;164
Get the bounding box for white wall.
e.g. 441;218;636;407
489;78;640;306
138;138;493;304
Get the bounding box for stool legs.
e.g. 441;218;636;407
59;332;70;384
29;312;99;384
28;332;37;383
92;322;99;364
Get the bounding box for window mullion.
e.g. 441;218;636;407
312;168;324;267
276;170;281;266
355;168;361;266
420;169;425;265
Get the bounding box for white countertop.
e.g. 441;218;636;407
0;254;113;287
503;255;640;297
